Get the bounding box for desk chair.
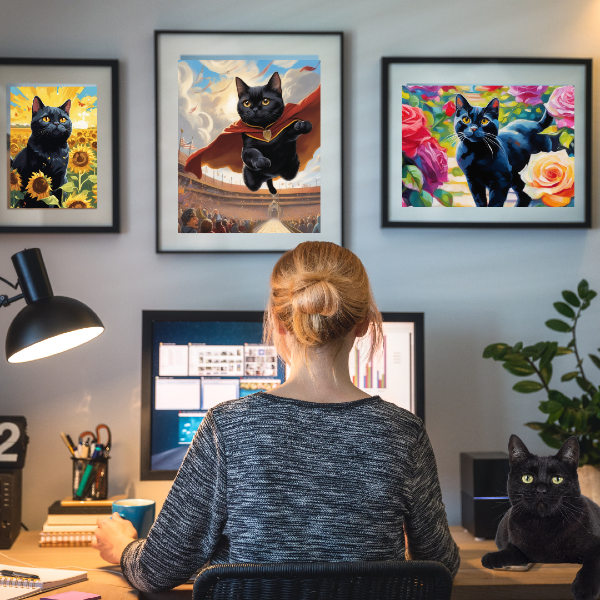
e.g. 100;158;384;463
193;560;453;600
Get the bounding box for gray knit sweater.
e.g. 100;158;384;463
121;393;460;591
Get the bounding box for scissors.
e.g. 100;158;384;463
78;423;112;456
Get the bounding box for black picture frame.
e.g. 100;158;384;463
140;310;425;481
155;31;343;252
1;58;119;233
382;57;591;228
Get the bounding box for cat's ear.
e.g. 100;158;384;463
455;94;470;112
484;98;500;120
60;99;72;115
32;96;45;115
236;78;250;99
508;434;532;464
266;72;282;96
555;436;579;469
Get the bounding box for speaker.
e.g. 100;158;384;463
460;451;510;540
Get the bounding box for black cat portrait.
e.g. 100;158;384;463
11;96;72;208
235;72;312;195
455;94;554;207
482;435;600;600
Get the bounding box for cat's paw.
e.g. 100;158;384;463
295;120;312;134
251;156;271;169
481;551;516;570
571;571;600;600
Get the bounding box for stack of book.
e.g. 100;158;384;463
39;495;125;547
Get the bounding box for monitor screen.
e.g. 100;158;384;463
141;311;424;480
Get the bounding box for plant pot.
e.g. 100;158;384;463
578;465;600;505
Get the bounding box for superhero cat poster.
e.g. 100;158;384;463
382;58;591;228
0;59;119;233
156;32;343;252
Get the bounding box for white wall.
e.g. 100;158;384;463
1;0;600;530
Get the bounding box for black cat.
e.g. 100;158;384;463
482;435;600;600
11;96;72;208
455;94;554;207
236;72;312;194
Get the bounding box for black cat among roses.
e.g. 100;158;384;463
11;95;72;208
483;435;600;600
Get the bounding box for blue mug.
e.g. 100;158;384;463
112;499;155;538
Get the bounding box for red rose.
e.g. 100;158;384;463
402;104;431;158
443;101;456;116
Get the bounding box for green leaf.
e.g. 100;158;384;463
60;181;76;193
559;130;574;149
548;390;573;407
540;363;553;385
585;290;598;302
562;290;580;307
556;346;573;356
40;195;60;207
408;190;433;207
450;167;463;177
539;430;564;449
483;343;509;360
503;353;528;362
547;409;564;423
589;354;600;370
540;400;563;414
578;279;590;299
577;377;595;393
540;125;559;136
561;371;579;382
539;342;558;370
553;302;575;319
14;191;24;200
513;380;544;393
545;319;572;333
524;421;547;431
402;165;424;192
87;175;98;184
503;362;536;377
512;342;523;353
408;94;420;107
433;189;453;207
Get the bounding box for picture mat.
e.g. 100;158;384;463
388;62;587;224
0;64;114;227
157;33;342;251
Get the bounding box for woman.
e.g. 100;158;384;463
93;242;460;591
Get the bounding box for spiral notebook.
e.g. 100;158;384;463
0;565;86;600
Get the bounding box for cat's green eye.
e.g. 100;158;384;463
481;118;489;126
552;476;564;484
243;100;252;107
262;99;270;106
42;116;50;122
522;474;534;484
461;116;470;124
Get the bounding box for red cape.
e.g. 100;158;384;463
184;85;320;180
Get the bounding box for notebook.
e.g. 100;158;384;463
0;565;86;600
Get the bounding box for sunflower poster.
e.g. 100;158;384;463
9;85;98;209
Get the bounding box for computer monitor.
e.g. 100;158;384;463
141;310;424;480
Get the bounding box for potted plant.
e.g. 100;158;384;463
483;279;600;500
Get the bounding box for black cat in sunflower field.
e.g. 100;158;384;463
11;95;72;208
482;435;600;600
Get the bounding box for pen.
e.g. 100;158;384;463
60;432;75;456
0;570;40;580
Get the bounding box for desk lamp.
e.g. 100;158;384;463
0;248;104;363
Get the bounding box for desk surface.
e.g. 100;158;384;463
1;527;581;600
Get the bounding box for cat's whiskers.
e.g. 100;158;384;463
482;138;494;157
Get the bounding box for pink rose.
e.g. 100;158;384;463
443;101;456;116
545;86;575;129
415;137;448;194
508;85;548;105
402;104;432;158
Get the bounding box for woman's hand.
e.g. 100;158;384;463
91;512;138;564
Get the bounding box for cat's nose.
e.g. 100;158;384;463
470;126;477;131
536;485;547;493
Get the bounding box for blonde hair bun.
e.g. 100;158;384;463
265;241;382;360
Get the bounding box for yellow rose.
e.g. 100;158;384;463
520;150;574;207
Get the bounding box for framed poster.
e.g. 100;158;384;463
155;30;343;252
0;58;119;233
382;57;591;228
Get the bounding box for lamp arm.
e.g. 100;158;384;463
0;277;23;308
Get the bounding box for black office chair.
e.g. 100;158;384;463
193;560;453;600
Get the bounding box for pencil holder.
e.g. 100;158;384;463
71;457;109;500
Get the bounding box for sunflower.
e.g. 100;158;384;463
10;141;20;155
77;133;88;145
67;136;77;148
92;184;97;201
69;145;96;174
91;140;97;151
25;171;52;200
10;169;22;191
90;130;97;139
64;192;93;208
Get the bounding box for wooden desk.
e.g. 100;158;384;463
451;526;578;599
2;528;581;599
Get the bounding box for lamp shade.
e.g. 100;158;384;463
5;248;104;363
